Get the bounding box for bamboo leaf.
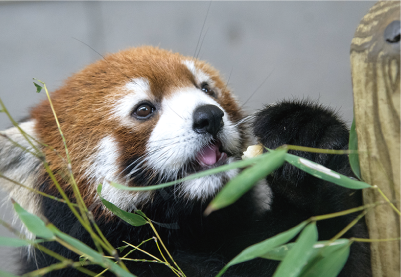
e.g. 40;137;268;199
260;239;349;261
116;245;129;252
206;148;286;214
0;269;19;277
123;209;178;230
135;210;146;218
260;243;292;261
110;150;277;192
79;255;89;266
284;153;370;189
0;236;45;247
349;118;361;179
48;224;136;277
97;185;147;227
215;221;308;277
13;201;54;239
273;222;318;277
47;224;104;264
33;82;42;93
299;242;351;277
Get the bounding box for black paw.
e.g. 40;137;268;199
253;100;349;152
253;100;353;207
251;100;370;275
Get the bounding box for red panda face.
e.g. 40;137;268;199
29;46;247;212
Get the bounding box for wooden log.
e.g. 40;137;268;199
350;1;400;276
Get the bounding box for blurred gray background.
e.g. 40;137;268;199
0;1;374;274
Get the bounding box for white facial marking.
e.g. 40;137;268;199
180;159;239;202
111;77;151;127
87;135;151;211
146;87;241;200
0;120;42;246
182;60;211;86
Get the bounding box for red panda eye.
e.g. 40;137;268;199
134;103;155;119
201;83;216;97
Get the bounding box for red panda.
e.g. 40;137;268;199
0;46;371;276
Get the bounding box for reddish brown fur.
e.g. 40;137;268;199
31;46;245;211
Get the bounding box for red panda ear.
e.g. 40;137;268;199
0;120;43;218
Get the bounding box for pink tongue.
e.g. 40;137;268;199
197;144;221;166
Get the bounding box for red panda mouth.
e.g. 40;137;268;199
195;140;228;168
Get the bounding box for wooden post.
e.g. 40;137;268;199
350;1;400;276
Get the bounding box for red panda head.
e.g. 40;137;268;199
2;46;248;216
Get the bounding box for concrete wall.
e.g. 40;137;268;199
0;1;373;274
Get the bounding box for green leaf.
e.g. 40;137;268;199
260;239;350;277
109;150;277;192
349;118;361;180
48;224;136;277
260;243;292;261
0;236;45;247
260;239;349;261
131;210;178;229
284;153;370;189
299;242;351;277
33;82;42;93
273;222;318;277
13;201;54;239
0;237;30;247
79;255;89;266
97;185;147;227
0;269;19;277
116;245;130;252
215;221;308;277
135;210;146;218
47;224;103;264
206;148;287;214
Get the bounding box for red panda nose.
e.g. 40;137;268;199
193;104;224;137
